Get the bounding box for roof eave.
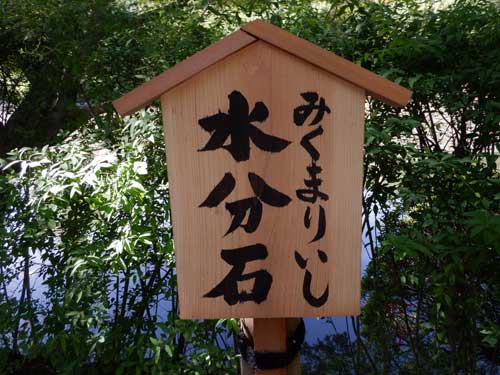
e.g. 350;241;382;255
241;20;412;107
113;30;256;116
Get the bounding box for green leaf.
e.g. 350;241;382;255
133;161;148;175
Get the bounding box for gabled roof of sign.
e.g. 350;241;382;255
113;19;412;116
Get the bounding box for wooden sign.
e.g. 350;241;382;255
113;20;411;319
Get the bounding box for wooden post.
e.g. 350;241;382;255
241;318;301;375
254;318;287;375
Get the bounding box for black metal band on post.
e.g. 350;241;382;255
238;318;305;370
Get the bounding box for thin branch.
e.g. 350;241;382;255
351;315;379;374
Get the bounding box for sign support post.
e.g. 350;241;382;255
254;318;287;375
241;318;301;375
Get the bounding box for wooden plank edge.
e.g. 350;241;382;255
113;30;257;116
241;20;412;107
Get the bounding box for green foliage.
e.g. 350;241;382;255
0;2;240;373
353;0;500;373
302;332;360;374
0;111;237;374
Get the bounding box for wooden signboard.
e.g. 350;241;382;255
113;20;411;320
162;41;364;318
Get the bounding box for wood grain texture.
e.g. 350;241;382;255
113;30;256;116
242;19;411;107
240;318;301;375
162;41;364;318
254;318;288;375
